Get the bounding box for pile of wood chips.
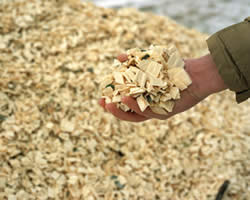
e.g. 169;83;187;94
1;0;250;200
101;45;192;114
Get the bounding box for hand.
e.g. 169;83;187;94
99;54;228;122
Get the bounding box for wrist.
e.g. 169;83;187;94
185;54;228;99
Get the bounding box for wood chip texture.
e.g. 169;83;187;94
0;0;250;200
101;45;191;113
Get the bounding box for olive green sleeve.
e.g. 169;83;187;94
207;17;250;103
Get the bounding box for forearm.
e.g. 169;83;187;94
185;54;228;99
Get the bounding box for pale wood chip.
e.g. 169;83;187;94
112;95;122;103
61;119;75;132
170;87;180;99
153;95;161;103
159;100;175;112
129;66;140;74
127;58;137;66
113;71;124;84
103;96;112;104
145;61;162;77
122;71;132;83
112;59;121;67
167;67;192;90
100;75;113;89
129;87;146;95
135;70;147;88
102;87;114;96
160;94;172;102
177;69;192;86
115;85;130;92
119;103;131;112
167;51;184;68
138;60;151;71
150;105;168;115
166;45;178;55
136;95;149;112
123;68;137;82
113;90;119;96
148;75;167;87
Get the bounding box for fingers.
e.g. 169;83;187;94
121;96;167;120
120;88;201;121
98;98;106;109
99;98;148;122
105;103;149;122
100;86;201;122
117;54;128;62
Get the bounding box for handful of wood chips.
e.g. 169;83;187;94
101;45;192;115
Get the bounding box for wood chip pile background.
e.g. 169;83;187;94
0;0;250;199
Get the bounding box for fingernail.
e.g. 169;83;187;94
118;54;128;62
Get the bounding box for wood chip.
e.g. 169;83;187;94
138;60;151;71
113;72;124;84
112;95;122;103
145;61;162;77
159;100;175;112
129;87;146;95
170;87;180;99
136;95;149;112
168;67;192;90
150;105;168;115
135;70;147;88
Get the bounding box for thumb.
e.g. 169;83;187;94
117;54;128;62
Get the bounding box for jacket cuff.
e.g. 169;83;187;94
236;89;250;103
207;19;250;103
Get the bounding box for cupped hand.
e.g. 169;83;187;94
99;86;203;122
99;53;227;122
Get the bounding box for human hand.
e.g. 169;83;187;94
99;54;228;122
